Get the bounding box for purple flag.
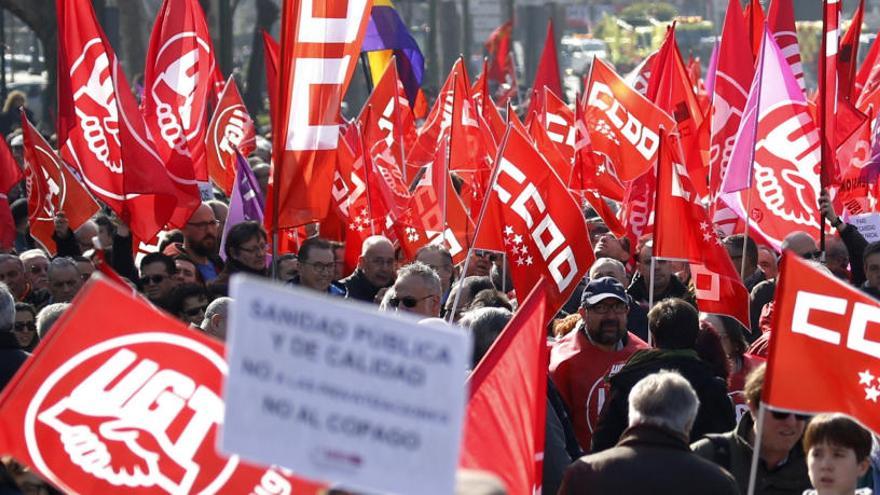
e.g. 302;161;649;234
219;152;264;260
720;26;808;193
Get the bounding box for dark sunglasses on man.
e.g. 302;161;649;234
182;305;208;318
390;294;436;309
139;274;167;286
770;411;810;421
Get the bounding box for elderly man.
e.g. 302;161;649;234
550;277;648;451
341;235;395;303
200;297;231;341
0;254;49;308
47;257;83;304
0;283;28;391
389;262;442;318
693;364;811;495
560;371;739;494
139;253;179;306
591;298;735;452
19;249;49;291
416;244;454;303
289;237;345;295
164;203;224;282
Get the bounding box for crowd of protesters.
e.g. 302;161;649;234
2;88;880;495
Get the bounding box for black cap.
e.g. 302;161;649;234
580;277;627;307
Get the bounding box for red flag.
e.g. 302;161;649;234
261;30;281;124
541;87;576;162
0;277;328;494
56;0;180;241
528;20;563;116
835;110;877;215
472;62;508;146
654;132;750;328
768;0;807;93
710;0;755;198
143;0;217;198
267;0;373;229
584;58;674;182
474;126;593;316
205;75;256;196
763;252;880;436
406;59;461;170
838;0;865;102
818;0;841;188
647;27;709;198
745;0;765;59
0;129;22;250
21;114;99;255
572;100;625;201
460;280;549;494
625;50;658;96
855;24;880;95
484;21;513;88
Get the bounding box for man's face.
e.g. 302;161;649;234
76;260;95;282
278;258;299;282
360;242;396;288
49;266;83;303
393;276;441;318
183;205;219;257
594;233;629;263
865;253;880;289
416;251;453;293
758;248;778;279
0;259;26;300
636;245;672;292
751;403;807;461
787;235;820;259
179;295;209;326
174;260;199;284
579;297;628;348
465;250;494;278
300;248;335;292
140;262;177;302
23;256;49;291
75;223;97;252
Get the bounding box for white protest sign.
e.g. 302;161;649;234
849;213;880;243
222;276;471;495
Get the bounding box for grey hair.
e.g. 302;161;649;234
19;249;49;262
0;282;14;330
47;257;79;279
459;307;513;368
360;235;393;256
201;297;231;331
37;302;70;338
628;370;700;436
378;287;397;312
0;253;23;270
394;261;441;295
589;257;627;282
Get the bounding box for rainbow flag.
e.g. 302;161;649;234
362;0;425;113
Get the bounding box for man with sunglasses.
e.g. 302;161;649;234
389;262;442;318
693;364;811;495
550;277;648;452
139;253;179;307
168;283;211;327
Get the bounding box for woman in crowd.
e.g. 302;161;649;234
12;302;38;352
210;221;269;295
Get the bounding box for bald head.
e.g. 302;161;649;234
358;235;396;288
589;257;627;286
781;231;818;259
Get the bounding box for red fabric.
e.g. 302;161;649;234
728;353;766;419
710;0;754;198
484;21;513;86
835;110;877;215
406;59;461;171
549;329;647;450
205;76;256;196
474;126;593;318
654;132;750;328
541;88;575;163
472;60;507;146
56;0;180;241
572;101;625;201
583;58;675;182
448;61;493;218
838;0;865;102
21;114;99;254
763;252;880;436
767;0;806;92
855;20;880;94
267;0;372;229
143;0;216;196
0;278;327;494
646;27;709;198
527;20;563;116
261;30;280;124
0;118;22;250
744;0;765;60
0;198;14;250
818;0;841;188
460;281;549;494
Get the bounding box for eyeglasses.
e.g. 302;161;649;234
587;302;628;314
187;219;220;230
139;274;167;286
304;261;335;273
770;411;810;421
474;250;499;262
366;257;395;267
237;243;268;255
182;305;208;317
391;294;437;308
13;321;36;332
802;250;822;261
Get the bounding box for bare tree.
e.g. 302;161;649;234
0;0;55;123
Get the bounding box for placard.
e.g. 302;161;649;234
850;213;880;243
222;276;471;495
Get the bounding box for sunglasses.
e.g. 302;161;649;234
140;274;167;285
182;305;208;317
770;411;810;421
391;294;435;308
474;250;499;262
14;321;36;332
803;250;822;261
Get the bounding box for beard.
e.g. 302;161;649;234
588;320;624;346
191;235;217;257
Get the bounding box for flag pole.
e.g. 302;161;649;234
447;126;512;323
746;403;768;495
648;255;656;347
360;52;375;93
817;0;831;261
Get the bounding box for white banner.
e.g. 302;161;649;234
222;276;471;495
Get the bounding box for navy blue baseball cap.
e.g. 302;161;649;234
580;277;628;307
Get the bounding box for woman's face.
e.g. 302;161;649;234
234;235;268;271
13;310;37;348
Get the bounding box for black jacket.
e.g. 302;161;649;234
591;349;736;453
627;272;698;309
340;268;388;303
0;332;28;393
561;424;739;495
